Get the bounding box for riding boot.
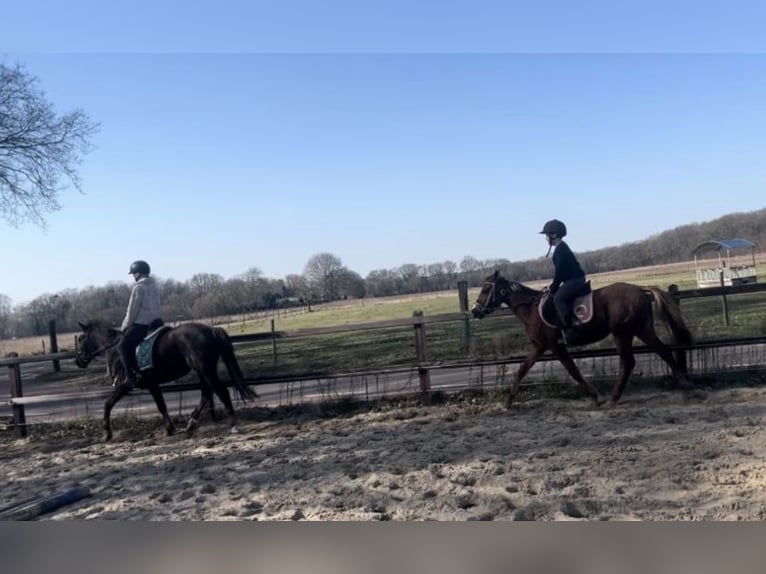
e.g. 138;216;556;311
563;314;582;345
558;312;579;345
122;368;140;389
122;353;141;387
555;314;569;345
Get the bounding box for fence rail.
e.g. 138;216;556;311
3;281;766;437
671;281;766;299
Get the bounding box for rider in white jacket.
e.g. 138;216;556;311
118;260;162;385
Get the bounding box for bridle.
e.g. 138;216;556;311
75;333;121;366
473;277;537;316
472;278;508;315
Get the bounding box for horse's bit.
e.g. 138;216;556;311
75;337;120;365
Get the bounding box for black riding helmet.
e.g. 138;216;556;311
539;219;567;238
129;260;151;275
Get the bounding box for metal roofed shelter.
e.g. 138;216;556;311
693;238;757;288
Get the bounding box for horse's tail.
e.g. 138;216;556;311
212;327;258;401
644;287;693;346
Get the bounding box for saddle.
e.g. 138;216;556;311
539;281;593;329
135;321;170;372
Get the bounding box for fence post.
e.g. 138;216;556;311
8;363;27;438
719;271;730;326
457;281;471;354
49;319;60;372
412;310;431;404
271;319;278;362
667;284;688;375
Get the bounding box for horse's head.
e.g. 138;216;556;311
471;270;514;318
74;321;118;368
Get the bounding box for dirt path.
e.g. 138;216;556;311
2;383;766;520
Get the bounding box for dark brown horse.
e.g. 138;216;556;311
75;320;258;441
471;270;693;408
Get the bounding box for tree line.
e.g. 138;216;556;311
1;208;764;339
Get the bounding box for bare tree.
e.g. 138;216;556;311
0;63;99;227
364;269;398;297
459;255;481;274
284;273;308;301
427;262;447;290
186;273;224;297
396;263;421;293
240;266;268;309
303;253;344;302
216;278;248;314
442;260;458;289
338;268;366;299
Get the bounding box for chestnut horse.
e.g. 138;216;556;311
471;270;693;408
75;320;258;441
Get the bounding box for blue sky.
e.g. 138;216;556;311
2;1;766;305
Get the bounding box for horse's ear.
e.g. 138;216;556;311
493;269;500;279
78;321;87;331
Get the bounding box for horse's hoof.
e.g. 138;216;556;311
184;419;198;436
592;395;606;408
103;432;112;442
166;426;175;437
230;426;239;434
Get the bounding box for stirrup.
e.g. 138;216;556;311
123;370;140;386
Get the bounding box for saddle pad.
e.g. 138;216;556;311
539;292;594;328
136;326;171;371
572;293;594;325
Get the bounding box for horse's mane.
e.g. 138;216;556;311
505;278;541;297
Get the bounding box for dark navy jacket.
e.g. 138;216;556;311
550;241;585;293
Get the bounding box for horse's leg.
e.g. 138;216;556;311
204;368;240;433
552;344;605;407
636;325;693;390
147;384;175;437
506;346;544;409
184;382;214;436
609;334;637;405
208;391;222;421
103;382;134;442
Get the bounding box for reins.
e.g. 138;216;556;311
480;279;538;314
77;332;121;362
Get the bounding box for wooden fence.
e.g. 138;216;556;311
3;281;766;438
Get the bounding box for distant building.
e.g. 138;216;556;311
693;238;757;288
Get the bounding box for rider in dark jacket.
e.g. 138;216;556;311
540;219;586;343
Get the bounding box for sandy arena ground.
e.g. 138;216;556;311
3;381;766;521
